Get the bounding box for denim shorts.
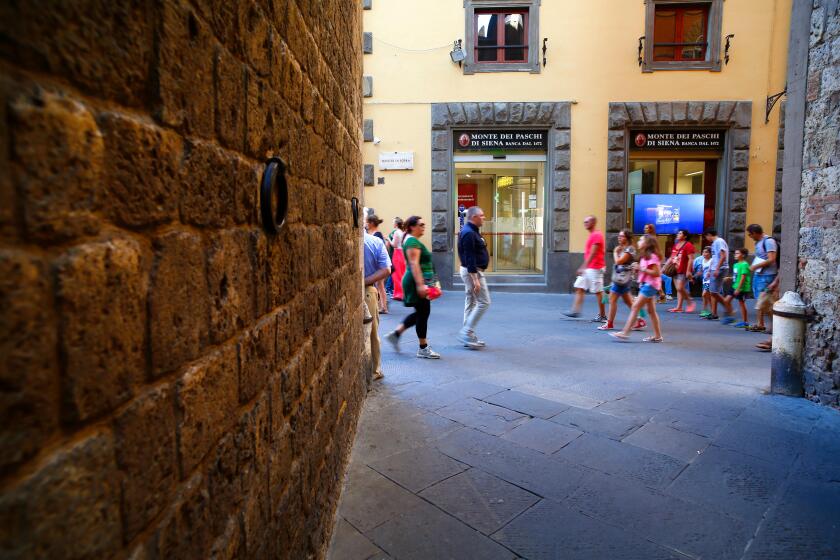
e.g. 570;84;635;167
708;269;728;294
610;282;632;296
639;283;659;298
753;273;776;299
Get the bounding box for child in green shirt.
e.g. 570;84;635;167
729;248;752;328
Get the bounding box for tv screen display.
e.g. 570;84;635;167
632;194;705;235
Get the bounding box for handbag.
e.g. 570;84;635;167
662;242;686;277
424;274;443;300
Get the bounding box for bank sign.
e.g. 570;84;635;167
455;130;547;151
631;130;725;151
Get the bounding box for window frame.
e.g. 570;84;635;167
642;0;723;72
463;0;541;74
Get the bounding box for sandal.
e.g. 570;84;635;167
745;324;766;332
667;308;683;313
609;332;630;342
755;341;772;352
642;336;663;343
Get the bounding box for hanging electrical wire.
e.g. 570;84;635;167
373;37;453;52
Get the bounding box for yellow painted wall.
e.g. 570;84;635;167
363;0;790;253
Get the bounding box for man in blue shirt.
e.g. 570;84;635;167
703;228;735;323
747;223;778;331
457;206;491;349
364;232;391;380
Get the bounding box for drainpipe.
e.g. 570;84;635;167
770;291;807;396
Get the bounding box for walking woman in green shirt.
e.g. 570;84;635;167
384;216;441;359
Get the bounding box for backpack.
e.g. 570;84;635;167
758;236;780;272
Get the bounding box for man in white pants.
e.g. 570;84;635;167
457;206;490;349
563;215;607;322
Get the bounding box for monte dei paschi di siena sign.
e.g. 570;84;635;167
455;130;548;151
632;130;725;151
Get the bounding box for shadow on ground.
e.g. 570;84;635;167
329;292;840;560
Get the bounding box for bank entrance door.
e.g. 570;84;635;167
454;159;545;275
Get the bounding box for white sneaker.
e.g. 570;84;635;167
457;332;483;349
384;331;400;352
416;346;441;359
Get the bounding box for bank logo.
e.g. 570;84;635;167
635;132;647;147
458;133;471;147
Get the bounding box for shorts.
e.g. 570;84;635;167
708;269;728;294
702;281;710;292
574;268;604;294
639;283;659;298
756;289;779;313
733;291;749;301
753;274;777;299
610;282;632;296
674;273;687;283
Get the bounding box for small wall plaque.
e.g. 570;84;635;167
379;151;414;170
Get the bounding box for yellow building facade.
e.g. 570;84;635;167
362;0;790;291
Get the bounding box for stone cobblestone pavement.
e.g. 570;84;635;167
329;292;840;560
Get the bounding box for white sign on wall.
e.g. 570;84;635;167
379;151;414;170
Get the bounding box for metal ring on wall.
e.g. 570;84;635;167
351;197;360;228
260;157;288;234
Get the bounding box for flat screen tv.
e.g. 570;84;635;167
632;194;705;235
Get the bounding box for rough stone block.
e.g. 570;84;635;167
701;101;719;123
363;32;372;54
494;102;509;123
555;150;571;171
448;103;467;124
431;150;449;172
431;211;447;232
151;472;212;559
362;76;372;98
732;149;750;170
608;103;629;129
555;130;571;149
10;91;103;242
607;171;624;192
98;112;182;228
432;232;448;251
431;130;447;150
245;73;271;158
508;102;524;123
0;251;58;472
553;231;569;252
464;102;481;124
150;230;209;377
607;130;624;150
176;345;239;475
730;190;747;212
180;140;237;228
553;192;570;212
523;103;539;123
431;104;450;128
716;101;736;123
730;170;748;192
238;317;276;404
606;191;624;212
687;101;705;123
432;191;449;212
431;170;449;191
606;211;624;233
363;164;374;186
215;47;247;151
537;102;555;124
553;210;570;231
114;384;178;541
607;150;625;171
625;102;644;124
208;229;255;344
729;212;746;232
552;170;570;191
731;128;751;150
479;102;495;124
672;101;688;123
56;237;147;422
733;101;752;128
641;102;658;123
555;103;571;128
656;102;673;123
0;433;121;559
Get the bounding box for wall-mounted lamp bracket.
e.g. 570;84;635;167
260;157;288;235
724;34;735;65
542;38;548;67
766;88;786;124
637;36;645;67
450;39;465;66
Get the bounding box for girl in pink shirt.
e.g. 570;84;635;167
611;235;664;343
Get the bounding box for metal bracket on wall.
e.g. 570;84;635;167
637;36;645;67
766;88;786;124
542;38;548;67
724;34;734;65
351;197;360;228
260;157;288;235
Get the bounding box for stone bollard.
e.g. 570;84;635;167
771;291;806;396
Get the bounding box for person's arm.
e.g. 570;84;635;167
615;248;632;266
685;248;696;279
643;261;660;277
735;268;745;293
365;267;389;286
578;242;600;274
406;247;427;298
714;248;726;277
461;230;478;274
469;233;482;294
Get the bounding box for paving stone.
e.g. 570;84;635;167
435;428;589;502
713;419;803;467
327;518;390;560
369;499;517;560
567;470;752;560
517;384;604;409
351;407;461;464
491;499;684;560
651;407;734;438
666;446;786;523
794;439;840;484
436;398;528;436
623;422;711;463
549;406;645;440
744;481;840;560
396;380;506;411
737;395;823;434
481;390;570;419
500;418;582;454
337;466;434;533
419;468;540;536
555;433;686;489
563;379;641;402
369;446;468;493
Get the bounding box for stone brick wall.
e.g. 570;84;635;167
799;0;840;407
0;1;366;558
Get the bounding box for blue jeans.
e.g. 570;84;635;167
753;273;776;299
639;283;659;298
662;274;673;295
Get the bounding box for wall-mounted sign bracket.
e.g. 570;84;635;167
542;38;548;67
724;34;735;65
638;36;645;67
766;88;786;124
